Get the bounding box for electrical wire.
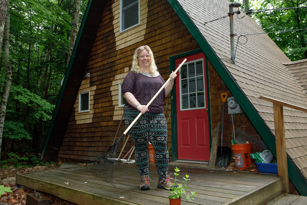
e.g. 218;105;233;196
203;6;307;25
247;6;307;14
203;14;229;25
240;27;307;36
234;27;307;59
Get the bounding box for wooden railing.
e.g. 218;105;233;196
259;96;307;193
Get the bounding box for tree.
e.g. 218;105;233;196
67;0;81;67
0;1;12;160
0;0;9;58
250;0;307;61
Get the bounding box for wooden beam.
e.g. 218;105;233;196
273;103;289;193
259;96;307;113
209;123;220;168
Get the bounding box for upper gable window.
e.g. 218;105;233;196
79;91;90;113
120;0;140;32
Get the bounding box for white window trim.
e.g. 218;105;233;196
179;58;207;111
79;90;90;113
120;0;140;33
118;83;125;107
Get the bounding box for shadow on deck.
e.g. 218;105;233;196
16;162;284;205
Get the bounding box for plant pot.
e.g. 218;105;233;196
169;198;181;205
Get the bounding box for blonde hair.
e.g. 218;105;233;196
131;45;158;75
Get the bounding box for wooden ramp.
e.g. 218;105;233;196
16;162;283;205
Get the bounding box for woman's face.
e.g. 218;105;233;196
138;49;151;70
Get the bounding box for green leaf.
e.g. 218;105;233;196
0;185;12;196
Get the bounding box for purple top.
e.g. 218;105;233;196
122;71;166;113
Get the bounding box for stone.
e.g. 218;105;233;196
1;177;16;185
34;166;47;171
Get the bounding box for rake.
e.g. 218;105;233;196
83;58;187;185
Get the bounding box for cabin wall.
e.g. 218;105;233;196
58;0;200;161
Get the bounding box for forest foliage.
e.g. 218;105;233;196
0;0;306;167
0;0;88;166
248;0;307;60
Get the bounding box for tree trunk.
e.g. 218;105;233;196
26;12;32;134
66;0;81;67
0;4;11;160
0;0;8;59
293;10;307;58
243;0;249;12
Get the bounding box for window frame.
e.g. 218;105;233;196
179;58;206;111
79;90;90;113
120;0;140;33
118;83;125;107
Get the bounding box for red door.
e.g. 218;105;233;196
175;53;210;161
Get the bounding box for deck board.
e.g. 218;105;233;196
291;196;307;205
16;162;281;205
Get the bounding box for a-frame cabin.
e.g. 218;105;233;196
38;0;307;198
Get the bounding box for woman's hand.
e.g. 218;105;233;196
169;71;177;82
137;105;149;114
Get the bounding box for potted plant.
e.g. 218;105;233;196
168;167;197;205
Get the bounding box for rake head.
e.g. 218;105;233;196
82;134;126;186
83;156;115;186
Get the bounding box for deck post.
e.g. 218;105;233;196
259;95;307;194
273;103;289;193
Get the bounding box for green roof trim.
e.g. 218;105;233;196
167;0;307;195
41;0;94;160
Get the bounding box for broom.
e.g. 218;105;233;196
83;58;187;185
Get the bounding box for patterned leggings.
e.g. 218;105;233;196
124;105;168;180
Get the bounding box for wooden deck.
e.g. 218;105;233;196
16;162;284;205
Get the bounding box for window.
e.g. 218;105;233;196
120;0;140;32
79;91;90;112
179;59;206;110
118;83;125;107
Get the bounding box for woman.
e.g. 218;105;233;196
122;45;177;190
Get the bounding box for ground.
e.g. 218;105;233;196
0;165;76;205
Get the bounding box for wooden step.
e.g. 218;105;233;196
267;194;307;205
225;178;283;205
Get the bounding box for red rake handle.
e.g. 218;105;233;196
123;58;187;135
123;145;135;159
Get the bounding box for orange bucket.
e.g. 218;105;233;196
148;143;155;163
231;142;252;169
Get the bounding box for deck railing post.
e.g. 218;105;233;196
272;103;289;193
259;95;307;194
